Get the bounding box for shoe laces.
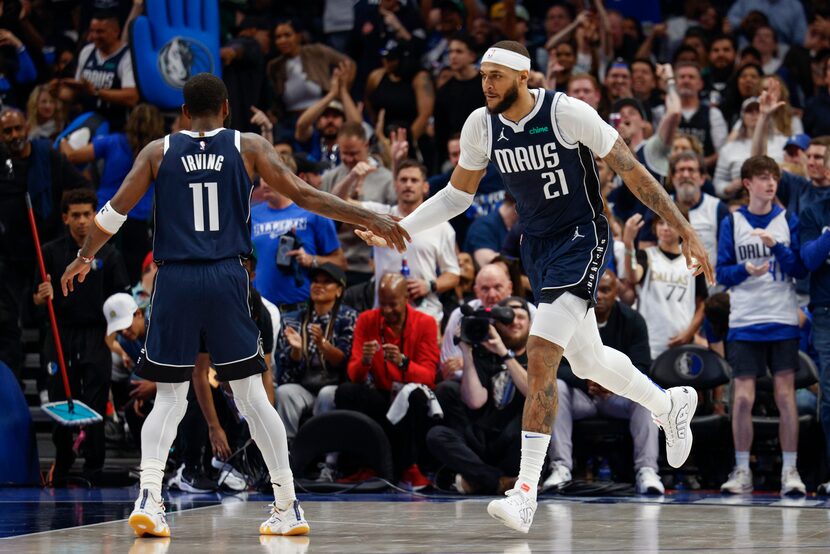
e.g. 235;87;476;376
265;502;284;524
505;489;532;506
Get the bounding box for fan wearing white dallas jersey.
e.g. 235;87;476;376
355;41;713;534
623;212;708;359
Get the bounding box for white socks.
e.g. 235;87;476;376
516;432;550;498
782;451;797;471
139;381;191;500
229;374;295;506
735;451;750;471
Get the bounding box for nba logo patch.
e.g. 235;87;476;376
199;140;206;151
520;483;530;493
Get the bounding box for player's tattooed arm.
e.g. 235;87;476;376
603;136;715;282
243;133;410;251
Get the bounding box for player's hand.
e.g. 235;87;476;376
441;356;463;380
208;425;232;460
362;340;380;364
355;228;388;248
382;343;403;366
33;275;53;306
750;228;778;248
129;379;157;401
363;213;410;252
745;261;770;277
406;278;429;300
284;326;302;350
679;228;715;284
61;259;92;296
622;214;644;248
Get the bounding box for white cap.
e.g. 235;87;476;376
103;293;139;336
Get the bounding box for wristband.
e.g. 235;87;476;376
429;280;437;293
499;349;515;362
95;201;127;235
77;249;94;264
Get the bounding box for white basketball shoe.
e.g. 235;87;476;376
129;489;170;538
653;386;697;468
487;487;537;534
260;500;310;536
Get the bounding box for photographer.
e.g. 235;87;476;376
427;297;530;495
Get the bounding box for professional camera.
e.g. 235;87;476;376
457;303;515;345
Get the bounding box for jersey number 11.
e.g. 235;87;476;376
190;182;219;231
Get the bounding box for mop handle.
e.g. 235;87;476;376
25;193;74;409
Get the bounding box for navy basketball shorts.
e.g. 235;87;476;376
136;258;266;383
521;215;610;305
727;339;799;378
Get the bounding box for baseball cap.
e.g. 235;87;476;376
294;155;326;175
490;2;530;22
324;100;344;115
784;133;810;152
104;293;139;336
612;97;647;120
308;262;347;288
740;96;760;113
141;251;154;274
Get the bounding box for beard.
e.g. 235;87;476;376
675;178;698;203
487;82;520;115
502;329;529;352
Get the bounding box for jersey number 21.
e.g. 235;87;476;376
542;169;569;199
190;182;219;231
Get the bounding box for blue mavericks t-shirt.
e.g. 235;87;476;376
93;133;154;221
251;202;341;305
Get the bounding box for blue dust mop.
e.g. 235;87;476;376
26;193;102;426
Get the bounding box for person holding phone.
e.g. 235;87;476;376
251;175;347;313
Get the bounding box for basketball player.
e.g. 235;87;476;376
60;74;409;538
358;42;714;533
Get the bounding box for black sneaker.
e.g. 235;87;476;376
167;465;215;493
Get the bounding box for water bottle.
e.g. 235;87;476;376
598;458;612;481
400;257;411;278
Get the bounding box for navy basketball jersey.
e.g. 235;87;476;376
488;90;603;237
153;128;254;262
78;44;130;128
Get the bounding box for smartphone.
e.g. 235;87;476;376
276;234;296;268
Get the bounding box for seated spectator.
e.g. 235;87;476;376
335;159;459;323
267;19;355;141
440;251;477;330
442;263;537;380
321;122;396;285
102;292;152;445
427;296;532;494
276;263;357;442
250;176;345;312
604;59;633;105
704;34;738;108
567;73;602;113
542;270;662;495
132;252;157;313
294;66;361;169
57;10;138;131
26;84;64;140
337;273;439;489
631;58;664;124
714;97;787;198
60;103;164;282
623;209;707;360
464;193;518;267
716;155;808;496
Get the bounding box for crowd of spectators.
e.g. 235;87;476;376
3;0;830;497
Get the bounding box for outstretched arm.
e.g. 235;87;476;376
244;133;409;251
604;136;715;283
60;138;160;295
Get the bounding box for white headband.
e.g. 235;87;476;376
482;47;531;71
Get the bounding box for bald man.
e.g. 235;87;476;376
338;272;440;489
441;263;536;380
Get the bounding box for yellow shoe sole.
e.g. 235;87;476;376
129;513;171;538
260;523;310;536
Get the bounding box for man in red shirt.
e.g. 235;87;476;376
337;273;439;489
